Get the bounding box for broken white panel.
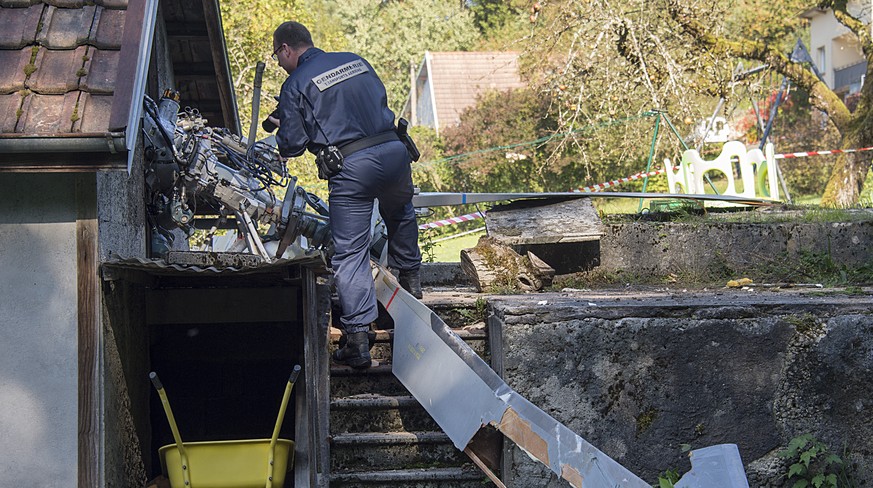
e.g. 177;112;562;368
684;141;756;197
675;444;750;488
373;266;651;488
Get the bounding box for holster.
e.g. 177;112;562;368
396;118;420;162
315;145;344;180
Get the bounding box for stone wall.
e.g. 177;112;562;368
489;291;873;487
599;214;873;280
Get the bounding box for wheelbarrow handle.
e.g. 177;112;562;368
289;364;301;384
149;371;163;390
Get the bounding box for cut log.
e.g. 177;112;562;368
460;236;552;292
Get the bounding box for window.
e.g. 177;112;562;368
817;46;826;72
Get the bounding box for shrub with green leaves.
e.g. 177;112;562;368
777;434;855;488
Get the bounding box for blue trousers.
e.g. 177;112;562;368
328;140;421;333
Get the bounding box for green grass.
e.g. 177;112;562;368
423;229;486;262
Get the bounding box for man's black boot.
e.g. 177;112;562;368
332;331;372;369
399;269;423;299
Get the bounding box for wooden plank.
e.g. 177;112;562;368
464;446;507;488
200;0;240;134
109;0;147;131
148;6;176;96
485;198;603;245
487;311;513;487
77;173;101;488
300;266;331;487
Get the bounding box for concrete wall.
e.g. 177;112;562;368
491;293;873;487
599;217;873;280
96;142;147;261
0;173;81;487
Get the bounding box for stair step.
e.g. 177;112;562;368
330;398;438;434
330;362;392;376
331;431;450;445
330;466;486;483
330;367;409;397
331;394;418;409
330;431;467;471
328;322;488;363
329;327;487;342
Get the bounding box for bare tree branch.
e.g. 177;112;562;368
665;0;853;132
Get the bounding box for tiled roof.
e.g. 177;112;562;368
0;0;128;135
427;51;525;129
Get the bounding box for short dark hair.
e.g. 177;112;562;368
273;21;314;50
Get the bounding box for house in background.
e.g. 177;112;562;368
402;51;525;136
801;1;871;100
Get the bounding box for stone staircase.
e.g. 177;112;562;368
327;290;496;487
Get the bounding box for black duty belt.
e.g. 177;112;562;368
337;130;399;157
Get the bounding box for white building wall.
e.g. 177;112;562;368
808;12;849;87
807;1;870;89
0;173;79;487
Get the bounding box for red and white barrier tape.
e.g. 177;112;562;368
572;167;674;193
775;146;873;159
417;144;873;230
419;211;485;230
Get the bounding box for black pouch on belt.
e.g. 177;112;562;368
396;118;420;162
315;145;344;180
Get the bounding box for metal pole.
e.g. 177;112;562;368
639;113;662;212
697;98;725;152
759;77;792;203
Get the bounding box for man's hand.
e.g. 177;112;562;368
262;111;281;132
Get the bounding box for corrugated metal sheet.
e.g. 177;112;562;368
102;254;323;275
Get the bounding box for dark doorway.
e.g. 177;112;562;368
145;273;305;485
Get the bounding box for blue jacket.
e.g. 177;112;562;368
276;47;396;158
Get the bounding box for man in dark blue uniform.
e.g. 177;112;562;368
271;21;422;369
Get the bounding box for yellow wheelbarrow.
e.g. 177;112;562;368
149;365;301;488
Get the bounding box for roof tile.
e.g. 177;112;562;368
90;7;124;49
37;5;97;49
0;0;42;6
0;48;34;94
27;45;86;94
0;4;44;49
79;47;117;94
73;92;113;133
16;92;78;133
94;0;128;10
0;94;24;132
44;0;86;7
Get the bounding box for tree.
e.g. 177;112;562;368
440;88;557;193
438;87;666;193
525;0;872;206
321;0;480;113
469;0;530;50
221;0;347;193
220;0;315;137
